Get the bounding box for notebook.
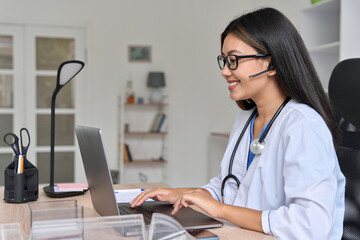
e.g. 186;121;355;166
75;125;223;230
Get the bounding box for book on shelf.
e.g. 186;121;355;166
121;143;133;163
150;113;161;132
125;143;133;162
156;113;166;132
150;113;166;132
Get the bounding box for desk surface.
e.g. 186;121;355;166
0;183;276;240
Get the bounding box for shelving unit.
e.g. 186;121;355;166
300;0;360;91
210;132;230;138
124;159;167;165
118;96;168;184
125;131;168;136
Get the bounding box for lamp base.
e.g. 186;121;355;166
43;185;87;198
149;88;163;103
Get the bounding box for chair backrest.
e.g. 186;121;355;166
328;58;360;240
329;58;360;127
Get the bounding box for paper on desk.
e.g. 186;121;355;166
54;183;88;192
114;189;153;203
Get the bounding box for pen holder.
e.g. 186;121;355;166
4;157;38;203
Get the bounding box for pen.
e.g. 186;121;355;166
114;188;145;193
17;154;23;174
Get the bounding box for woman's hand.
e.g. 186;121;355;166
131;187;262;232
130;188;195;207
171;188;222;218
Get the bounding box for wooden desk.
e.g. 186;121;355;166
0;183;276;240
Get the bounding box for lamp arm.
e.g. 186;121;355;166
49;87;60;187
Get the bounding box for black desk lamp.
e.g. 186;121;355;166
43;60;85;198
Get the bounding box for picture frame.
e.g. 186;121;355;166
128;45;151;62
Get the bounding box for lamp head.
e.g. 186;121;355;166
57;60;85;89
147;72;165;88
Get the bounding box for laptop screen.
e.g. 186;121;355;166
75;125;120;216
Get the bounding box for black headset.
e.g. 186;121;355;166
249;61;274;79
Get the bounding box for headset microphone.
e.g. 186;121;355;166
249;63;274;79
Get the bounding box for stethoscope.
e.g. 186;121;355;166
220;97;291;203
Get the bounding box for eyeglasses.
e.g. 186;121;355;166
217;53;270;70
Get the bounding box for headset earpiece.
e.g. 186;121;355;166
268;61;274;71
249;61;274;78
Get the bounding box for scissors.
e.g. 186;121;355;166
4;128;31;158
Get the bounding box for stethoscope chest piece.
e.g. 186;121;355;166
250;138;265;155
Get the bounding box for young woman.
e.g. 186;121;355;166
130;8;345;239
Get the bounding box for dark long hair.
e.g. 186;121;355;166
221;8;340;147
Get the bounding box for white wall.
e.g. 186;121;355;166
0;0;310;187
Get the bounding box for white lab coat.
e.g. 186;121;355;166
202;100;345;240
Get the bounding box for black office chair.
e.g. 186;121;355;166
328;58;360;240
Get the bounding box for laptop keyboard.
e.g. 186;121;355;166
118;204;154;224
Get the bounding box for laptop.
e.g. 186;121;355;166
75;125;223;230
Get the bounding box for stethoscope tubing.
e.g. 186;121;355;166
221;109;256;203
221;97;291;203
258;97;291;144
228;109;258;175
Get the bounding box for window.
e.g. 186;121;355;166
0;24;85;186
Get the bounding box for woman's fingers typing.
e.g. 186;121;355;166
130;189;159;207
130;187;200;208
171;195;188;215
171;188;221;217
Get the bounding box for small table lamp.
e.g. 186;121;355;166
147;72;165;103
